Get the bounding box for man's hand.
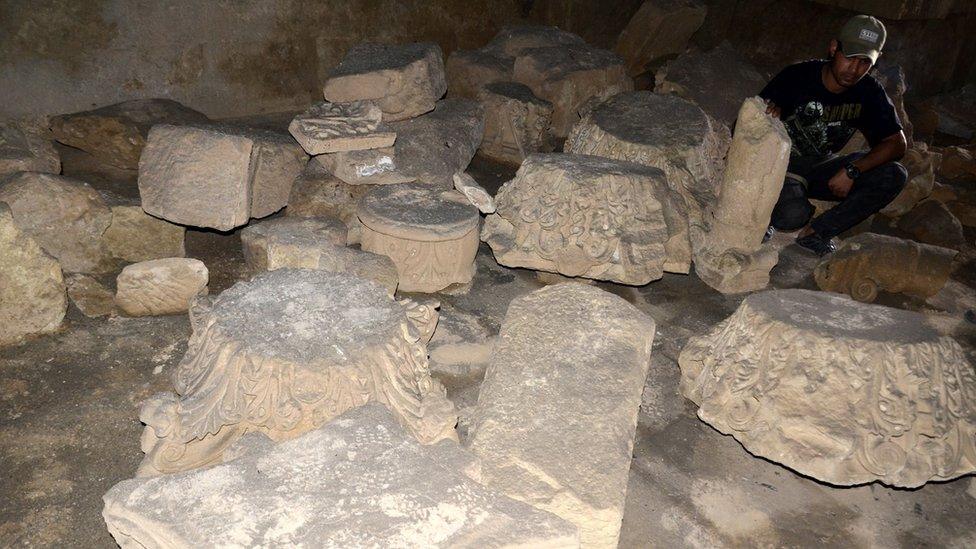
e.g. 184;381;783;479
765;100;781;118
828;169;854;198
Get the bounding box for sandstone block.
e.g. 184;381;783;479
287;100;395;155
476;81;553;165
66;274;117;318
240;216;347;276
483;153;691;283
485;25;588;57
469;283;655;548
115;258;209;317
679;289;976;487
0;203;66;346
0;120;60;176
286;162;370;242
103;205;185;263
615;0;707;77
897;199;966;250
136;269;457;476
453;171;496;214
323;42;447;122
265;236;399;296
446;49;514;99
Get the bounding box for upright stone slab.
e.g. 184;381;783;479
115;258;209;317
468;283;655;548
679;289;976;488
323;42;447;122
137;269;457;476
105;404;578;548
239;216;347;276
691;97;791;294
566;91;730;222
0;120;60;176
482;153;691;283
477;81;553;165
446;49;514;99
615;0;707;77
288;100;395;155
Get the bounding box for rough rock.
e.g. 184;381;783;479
105;404;578;548
476;81;553;165
323;42;447;122
691;97;791;294
468;283;655;548
453;171;495;214
49;99;209;169
0;171;115;273
814;233;957;303
679;289;976;487
138;124;307;231
240;216;347;276
897;199;966;250
0;119;60;176
445;49;514;99
938;146;976;181
265;236;398;296
115;258;209;317
0;203;66;346
287;100;395;155
615;0;707;77
566;91;730;222
428;303;491;378
66;274;117;318
102;205;186;263
483;153;691;283
485;25;587;57
359;183;480;293
285;162;370;242
879;144;935;217
928;83;976;142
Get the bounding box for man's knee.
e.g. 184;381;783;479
872;161;908;196
771;198;814;231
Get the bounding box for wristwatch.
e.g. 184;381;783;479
845;163;861;180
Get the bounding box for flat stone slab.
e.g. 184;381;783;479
288;100;395;155
485;25;588;58
477;81;553;165
0;120;60;177
468;283;655;548
104;404;578;548
115;258;209;317
312;146;415;186
679;289;976;488
240;216;347;275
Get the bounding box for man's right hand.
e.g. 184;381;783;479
765;100;781;118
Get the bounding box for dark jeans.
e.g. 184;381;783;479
769;152;908;239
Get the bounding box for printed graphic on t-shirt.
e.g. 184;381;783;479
783;100;860;158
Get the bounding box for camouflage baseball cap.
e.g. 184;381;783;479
838;15;887;64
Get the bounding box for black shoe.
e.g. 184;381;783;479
762;225;776;243
796;233;836;256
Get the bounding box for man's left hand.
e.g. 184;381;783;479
828;169;854;198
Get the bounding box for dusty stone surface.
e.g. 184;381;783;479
49;99;209;170
815;233;957;303
106;404;578;548
239;216;347;275
691;97;791;294
391;98;486;187
679;289;976;488
0;202;66;346
428;303;491;378
880;144;935;217
359;183;480;292
0;171;114;273
485;25;587;58
566;91;730;222
265;236;399;296
483;153;691;284
897;199;967;250
476;81;553;165
0;119;60;176
115;258;209;317
66;274;116;318
136;269;457;476
285;162;370;242
103;205;186;263
323;42;447;122
468;283;655;548
453;171;496;214
615;0;707;77
446;49;514;99
287;100;395;155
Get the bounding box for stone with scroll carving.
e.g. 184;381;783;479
566;91;730;222
0;119;60;177
323;42;447;122
288;100;396;155
679;289;976;487
359;183;481;293
115;258;209;317
136;269;457;476
239;216;347;276
482;153;691;284
265;235;398;296
476;81;553;165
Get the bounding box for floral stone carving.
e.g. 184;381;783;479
136;269;457;476
679;289;976;487
287;100;395;155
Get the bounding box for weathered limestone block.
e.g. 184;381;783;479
679;289;976;487
392;98;485;187
880;144;935;217
566;91;730;222
477;81;553;165
115;258;209;317
814;233;957;303
0;203;66;346
691;97;791;294
615;0;707;77
483;153;691;283
938;146;976;181
359;184;480;293
485;25;587;57
897;199;966;250
103;205;186;263
66;274;117;318
265;236;399;296
106;404;578;548
445;49;514;99
453;171;496;214
428;303;492;378
138;124;307;231
136;269;457;476
0;172;115;273
239;216;347;276
312;146;415;186
0;120;60;176
469;283;655;548
323;42;447;122
286;162;370;242
49;99;209;169
287;100;395;155
514;45;632;138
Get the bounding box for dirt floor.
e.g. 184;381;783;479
1;138;975;547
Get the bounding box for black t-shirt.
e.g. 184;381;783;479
759;59;902;160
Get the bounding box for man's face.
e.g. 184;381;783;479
828;39;873;88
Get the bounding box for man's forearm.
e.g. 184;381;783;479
851;131;907;173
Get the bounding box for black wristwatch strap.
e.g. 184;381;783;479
845;163;861;180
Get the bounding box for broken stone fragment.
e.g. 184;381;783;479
427;303;491;379
897;199;966;250
49;99;209;170
115;258;209;317
102;205;186;263
265;235;399;296
0;119;60;177
679;289;976;488
452;171;495;214
615;0;708;77
135;269;457;476
445;48;514;99
0;202;66;346
66;274;117;318
0;171;115;273
814;232;957;303
105;404;578;548
138;124;307;231
485;25;588;58
476;81;553;165
483;153;691;283
469;283;655;548
287;100;395;155
323;42;447;122
239;216;347;276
